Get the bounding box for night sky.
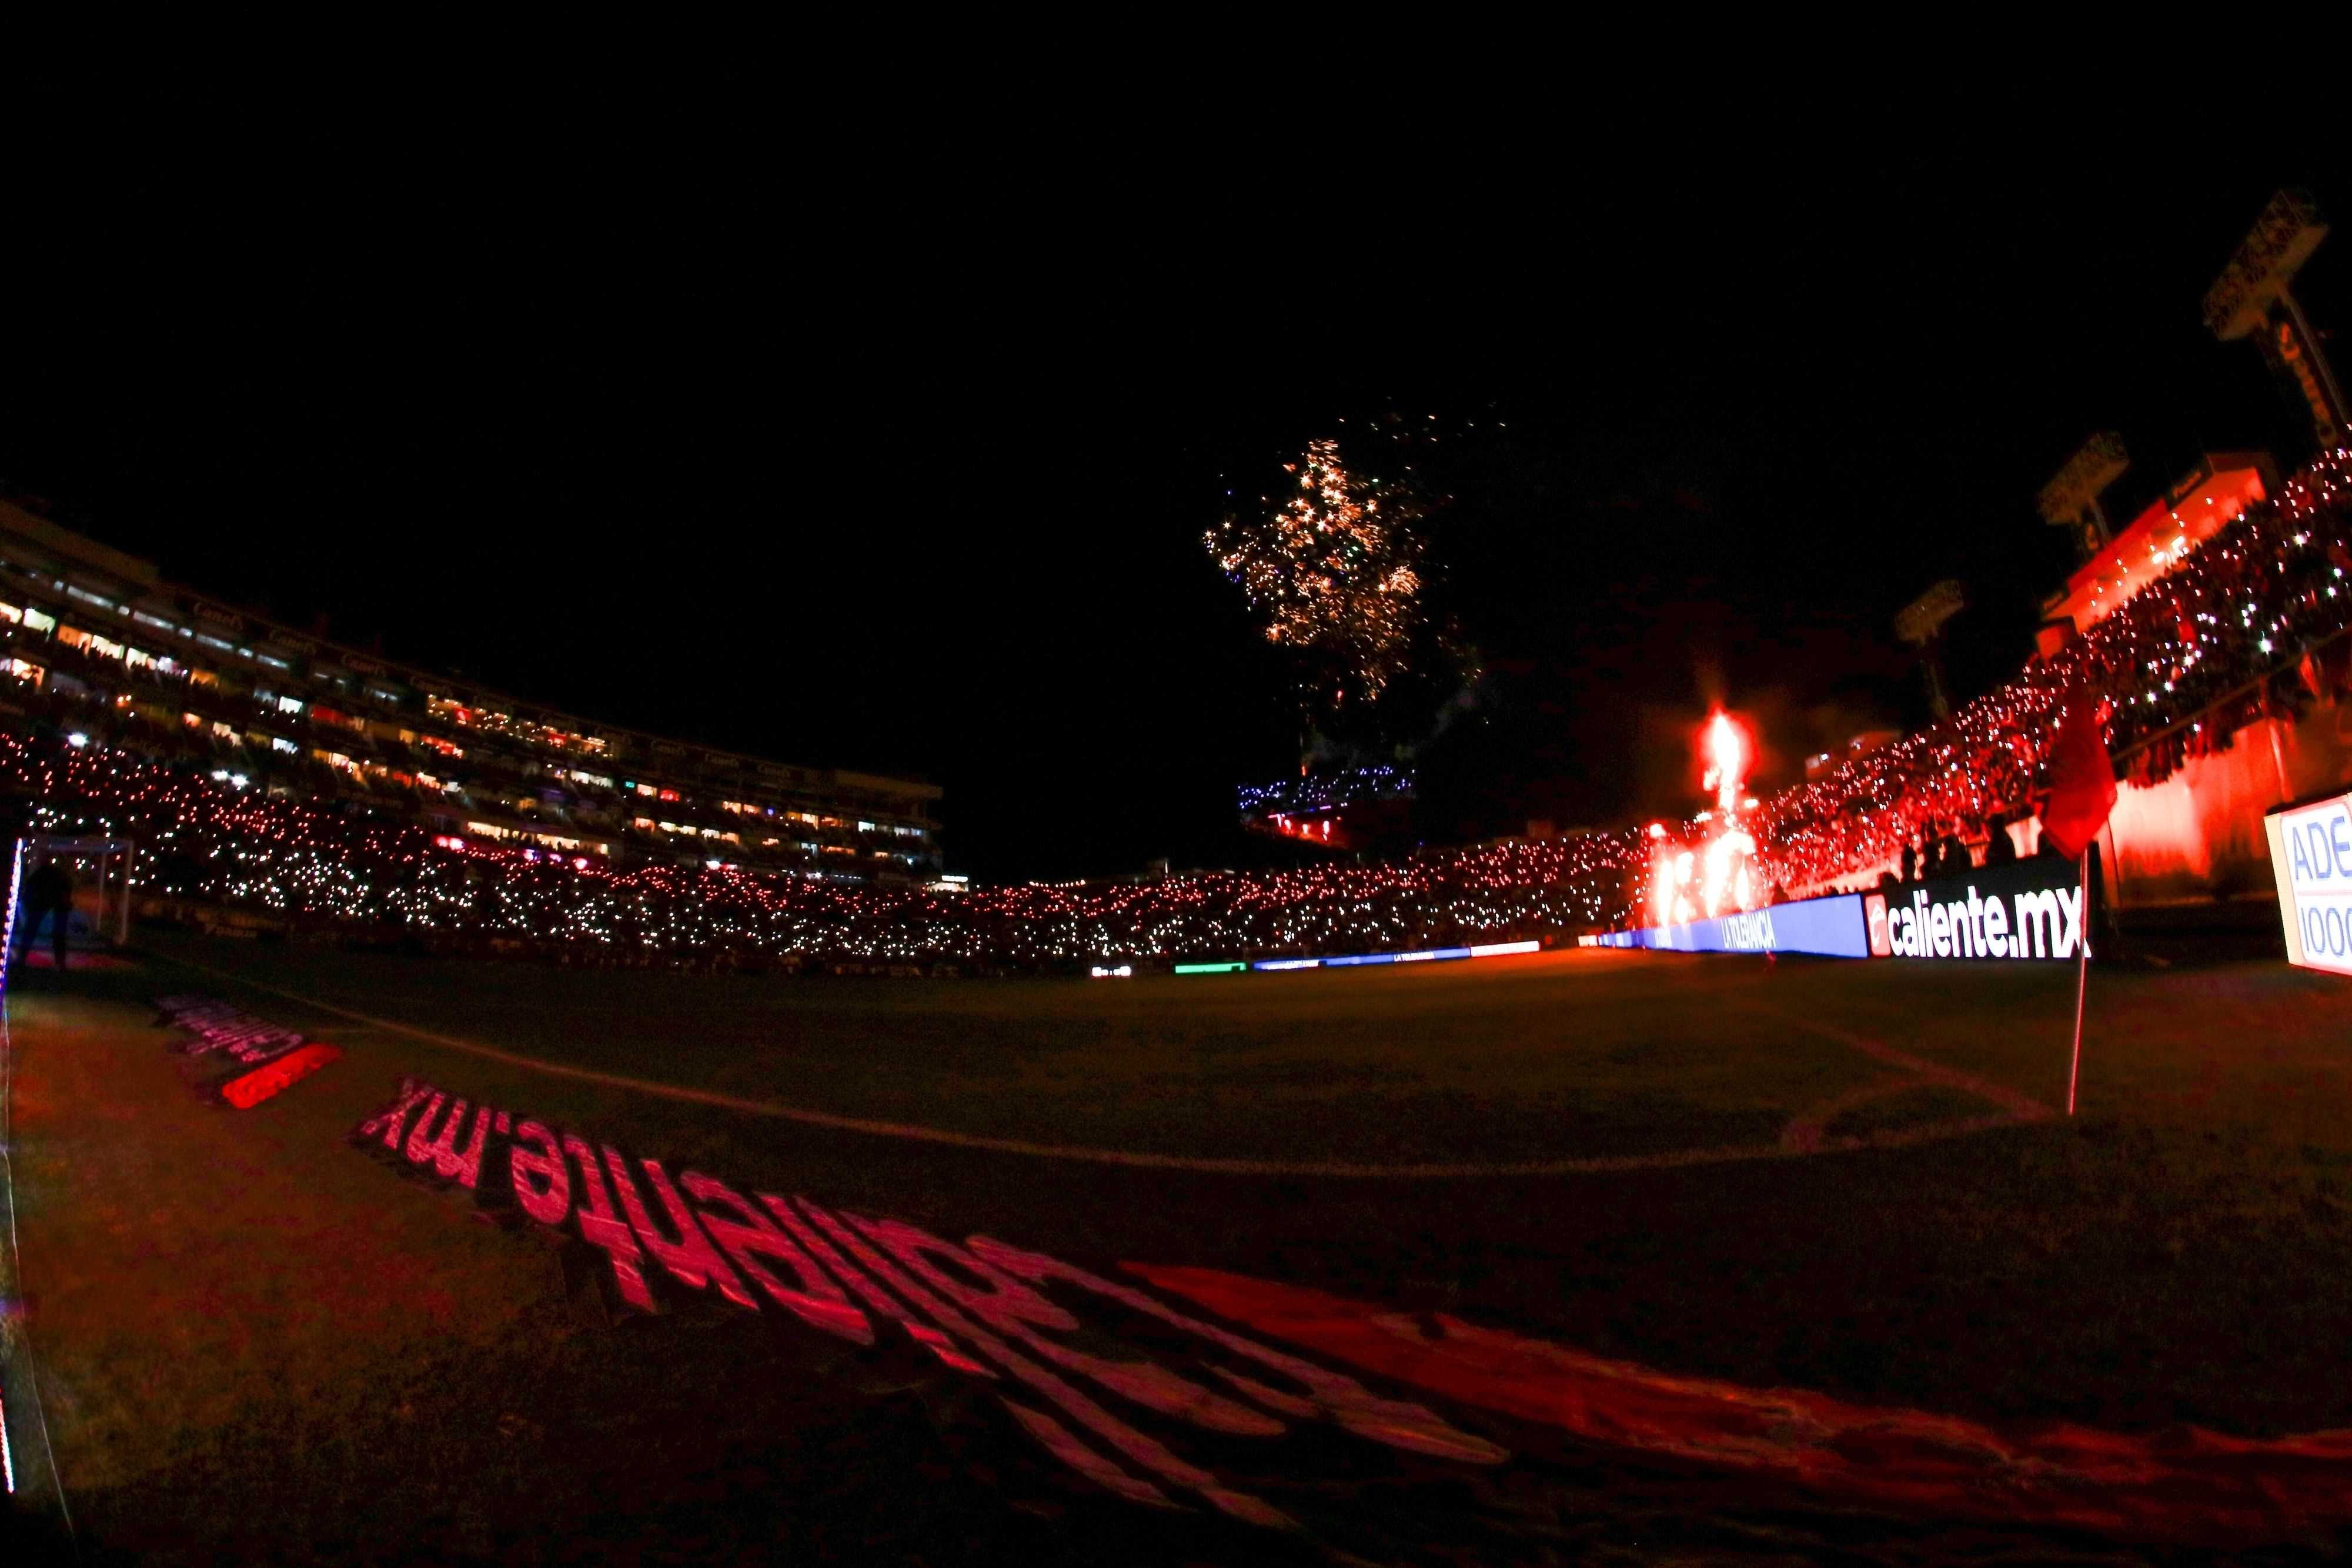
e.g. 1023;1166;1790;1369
4;100;2341;880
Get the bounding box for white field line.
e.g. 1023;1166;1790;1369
1747;1004;2054;1124
161;955;2046;1180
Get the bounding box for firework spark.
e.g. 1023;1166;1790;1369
1646;710;1764;925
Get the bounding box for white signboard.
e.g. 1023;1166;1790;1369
2266;791;2352;975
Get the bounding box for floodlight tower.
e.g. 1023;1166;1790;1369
2204;189;2350;456
2037;432;2130;566
1895;579;1965;721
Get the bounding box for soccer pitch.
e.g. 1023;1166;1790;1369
8;935;2352;1562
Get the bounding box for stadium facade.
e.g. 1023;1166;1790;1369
0;498;943;879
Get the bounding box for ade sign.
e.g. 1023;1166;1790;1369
2267;790;2352;975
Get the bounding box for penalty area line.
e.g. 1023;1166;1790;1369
1747;1004;2054;1125
156;954;2037;1181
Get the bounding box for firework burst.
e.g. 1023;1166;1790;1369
1205;437;1429;713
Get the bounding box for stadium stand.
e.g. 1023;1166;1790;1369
0;449;2344;968
0;497;942;881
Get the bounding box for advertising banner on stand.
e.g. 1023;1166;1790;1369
2267;790;2352;975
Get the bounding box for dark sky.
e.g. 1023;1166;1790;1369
3;92;2340;879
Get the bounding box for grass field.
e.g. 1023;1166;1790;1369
8;931;2352;1563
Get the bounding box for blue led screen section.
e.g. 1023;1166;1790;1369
1598;892;1870;959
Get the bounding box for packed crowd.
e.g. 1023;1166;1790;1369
0;732;1638;966
2;450;2346;965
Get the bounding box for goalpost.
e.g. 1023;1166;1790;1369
22;835;135;948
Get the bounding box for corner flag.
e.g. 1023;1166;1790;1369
2042;685;2115;1118
2042;688;2116;861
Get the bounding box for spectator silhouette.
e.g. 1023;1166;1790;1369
22;855;74;971
1927;823;1970;879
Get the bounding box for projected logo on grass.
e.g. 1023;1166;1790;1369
348;1073;2352;1544
349;1076;1502;1526
155;995;342;1109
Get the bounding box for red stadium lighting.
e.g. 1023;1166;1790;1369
1651;710;1765;927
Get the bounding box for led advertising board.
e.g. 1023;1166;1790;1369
1879;856;2092;963
1597;892;1871;958
2266;790;2352;976
1596;855;2094;964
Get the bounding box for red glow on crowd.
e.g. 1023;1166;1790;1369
1703;710;1748;813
